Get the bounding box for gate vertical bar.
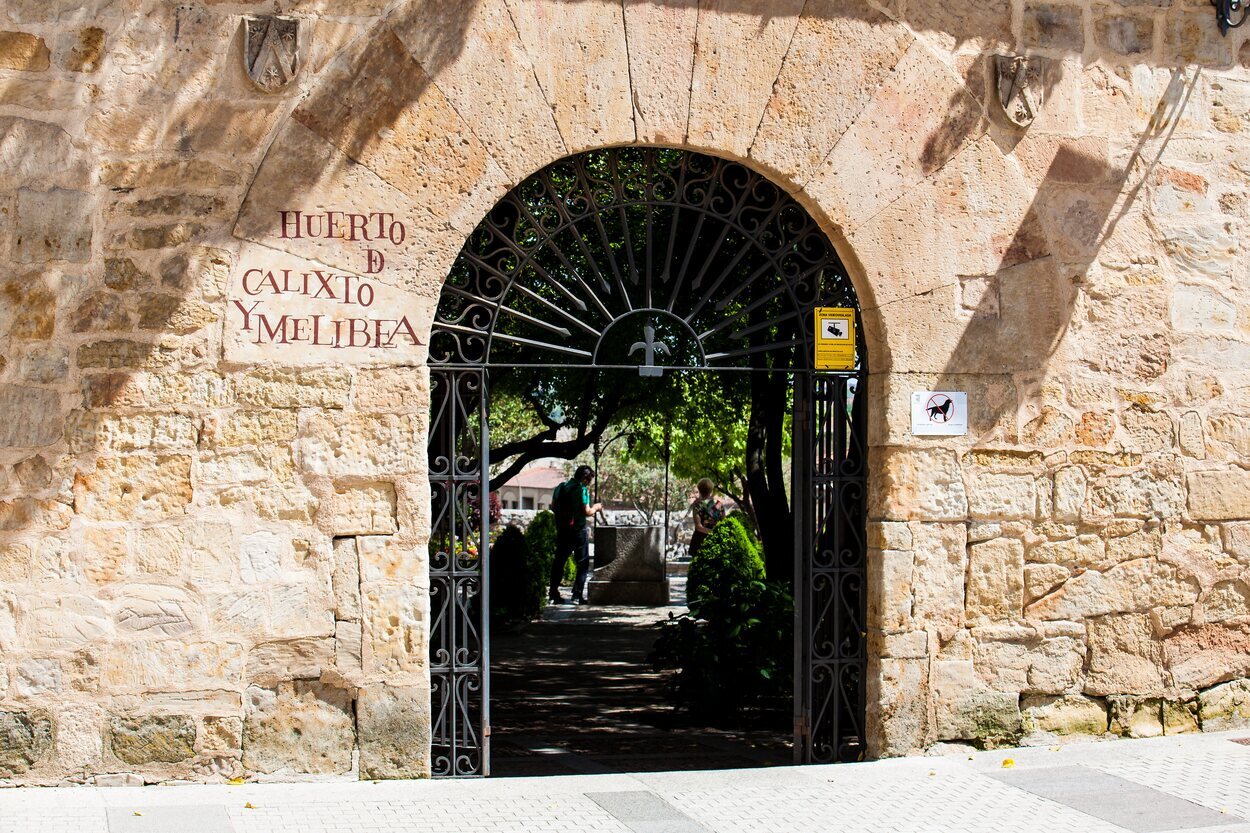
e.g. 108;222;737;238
793;371;813;763
428;368;489;777
798;371;868;764
480;370;491;776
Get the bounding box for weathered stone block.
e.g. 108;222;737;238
0;31;49;71
685;0;803;157
1021;695;1108;736
110;714;195;765
63;26;104;72
103;640;245;694
868;548;914;633
0;710;53;774
335;619;363;675
1198;679;1250;731
872;448;968;521
1088;467;1184;520
300;413;424;477
203;411;298;449
910;524;967;630
1026;558;1198;621
1163;700;1200;735
199;716;242;755
15;658;61;697
319;483;398;536
966;472;1036;521
623;0;698;145
1188;470;1250;521
869;658;928;757
353;367;429;412
1204;580;1250;622
1095;14;1153;56
357;685;430;779
242;682;354;775
137;295;218;333
247;638;334;687
1085;613;1165;696
111;585;199;637
235;367;352;409
933;661;1022;744
14;188;93;263
73;454;193;520
1164;622;1250;690
1108;696;1163;738
966;538;1024;625
0;385;62;448
332;538;361;621
1025;563;1070;604
753;0;912;182
362;582;425;675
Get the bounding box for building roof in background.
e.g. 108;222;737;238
503;465;566;490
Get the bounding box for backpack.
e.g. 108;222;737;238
551;479;581;528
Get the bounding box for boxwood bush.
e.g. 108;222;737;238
651;514;792;718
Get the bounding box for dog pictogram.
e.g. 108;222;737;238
926;394;954;423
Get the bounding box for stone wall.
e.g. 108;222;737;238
1;0;1250;783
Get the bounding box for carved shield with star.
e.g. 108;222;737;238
243;15;299;93
994;55;1045;128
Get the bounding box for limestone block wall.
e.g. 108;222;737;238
0;0;1248;783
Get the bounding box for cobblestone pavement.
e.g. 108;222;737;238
3;732;1249;833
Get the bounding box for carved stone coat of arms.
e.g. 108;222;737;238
243;15;299;92
994;55;1045;129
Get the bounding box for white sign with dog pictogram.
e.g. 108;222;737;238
911;391;968;436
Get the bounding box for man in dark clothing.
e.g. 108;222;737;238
549;464;602;605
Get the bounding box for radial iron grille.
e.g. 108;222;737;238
431;147;858;373
428;147;868;778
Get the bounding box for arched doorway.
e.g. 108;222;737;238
427;147;867;777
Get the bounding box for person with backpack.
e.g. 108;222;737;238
548;464;602;605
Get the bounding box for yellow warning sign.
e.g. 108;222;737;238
814;307;856;371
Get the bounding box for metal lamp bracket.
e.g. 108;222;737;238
1213;0;1249;35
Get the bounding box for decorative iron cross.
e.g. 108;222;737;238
629;320;670;377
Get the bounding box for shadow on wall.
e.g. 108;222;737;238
0;0;1223;710
0;0;1220;576
927;66;1201;440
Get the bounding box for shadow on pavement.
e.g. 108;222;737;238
489;576;792;777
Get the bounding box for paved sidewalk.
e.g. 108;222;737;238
3;731;1250;833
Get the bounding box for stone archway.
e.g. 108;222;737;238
229;0;1065;775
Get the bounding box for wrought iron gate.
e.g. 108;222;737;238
427;368;490;776
428;147;868;776
794;373;868;763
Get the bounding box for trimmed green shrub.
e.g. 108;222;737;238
652;514;789;718
686;514;765;613
524;510;557;602
523;509;576;592
650;579;793;718
489;525;534;627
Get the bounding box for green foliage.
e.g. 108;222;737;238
523;509;575;591
524;510;557;602
650;580;793;718
651;513;789;717
686;515;765;614
596;445;673;525
489;525;535;628
628;373;791;511
726;509;760;549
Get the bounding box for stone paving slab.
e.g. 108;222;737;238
1;732;1248;833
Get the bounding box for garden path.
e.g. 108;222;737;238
490;575;793;777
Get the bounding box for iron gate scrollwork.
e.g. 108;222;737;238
428;147;868;776
795;372;868;763
428;367;490;777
